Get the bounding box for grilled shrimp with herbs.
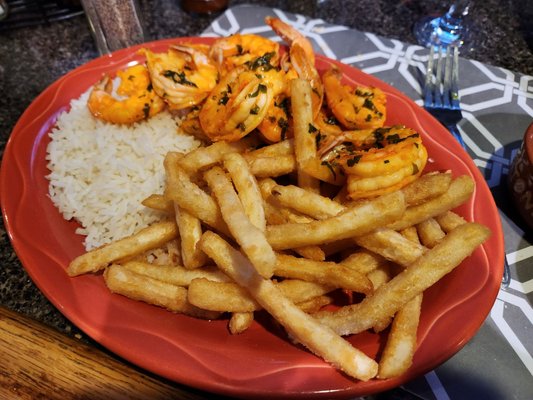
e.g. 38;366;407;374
87;64;166;125
323;67;386;130
198;67;275;142
141;44;218;111
319;125;428;199
209;33;280;76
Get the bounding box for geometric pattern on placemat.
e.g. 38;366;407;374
204;6;533;394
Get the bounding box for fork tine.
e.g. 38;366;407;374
423;45;435;106
442;47;453;108
433;46;444;108
450;46;460;109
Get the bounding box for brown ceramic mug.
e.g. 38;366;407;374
508;122;533;229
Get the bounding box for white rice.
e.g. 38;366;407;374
46;91;200;250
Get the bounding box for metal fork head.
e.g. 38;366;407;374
423;45;460;110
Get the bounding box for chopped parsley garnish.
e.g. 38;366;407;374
250;105;260;115
346;155;362;167
163;70;198;87
249;83;267;98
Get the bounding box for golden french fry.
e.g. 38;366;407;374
290;79;317;169
401;171;452;206
141;194;174;214
189;278;260;312
377;293;423;379
104;264;220;319
174;204;208;269
68;221;178;276
188;278;333;312
204;166;276;278
223;152;266;231
354;228;426;268
247;155;296;177
199;231;379;381
179;140;250;175
275;254;373;295
314;223;491;336
121;261;229;286
270;184;345;220
386;175;474;231
367;263;395;333
164;154;229;235
399;226;420;244
266;190;406;250
243;139;294;159
416;218;445;248
296;295;333;313
435;210;467;233
229;312;254;335
340;249;388;275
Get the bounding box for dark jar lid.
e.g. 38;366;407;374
181;0;228;14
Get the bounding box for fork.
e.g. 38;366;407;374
423;45;512;287
423;45;466;148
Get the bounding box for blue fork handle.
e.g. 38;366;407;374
446;124;466;149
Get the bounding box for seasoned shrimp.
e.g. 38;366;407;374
209;34;280;75
323;67;386;130
266;17;323;119
141;44;218;111
198;67;274;142
319;126;428;199
87;64;165;125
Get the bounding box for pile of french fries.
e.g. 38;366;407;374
67;80;491;382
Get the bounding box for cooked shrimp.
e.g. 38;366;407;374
198;67;274;142
319;126;428;199
87;64;165;125
141;44;218;111
323;67;387;130
209;34;280;75
266;17;323;119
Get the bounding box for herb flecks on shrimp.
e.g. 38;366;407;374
87;64;165;125
323;67;386;130
142;44;218;111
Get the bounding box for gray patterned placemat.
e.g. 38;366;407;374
203;5;533;399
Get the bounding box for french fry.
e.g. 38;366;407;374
296;295;333;313
179;140;250;175
354;228;426;268
121;261;229;286
204;166;276;278
247;155;296;177
401;171;452;206
340;250;388;275
435;210;467;232
377;293;423;379
274;254;373;295
386;175;474;231
229;312;254;334
270;184;345;220
266;190;406;250
188;278;333;312
223;152;266;231
243;139;294;159
314;223;491;336
174;204;208;269
189;278;260;312
290;79;316;165
104;264;220;319
141;194;174;214
68;221;178;276
164;154;229;235
416;218;445;248
399;226;420;244
199;231;379;381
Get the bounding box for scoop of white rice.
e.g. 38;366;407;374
46;91;200;250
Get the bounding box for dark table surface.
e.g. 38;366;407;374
0;0;532;398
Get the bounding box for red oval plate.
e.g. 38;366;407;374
1;37;503;399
